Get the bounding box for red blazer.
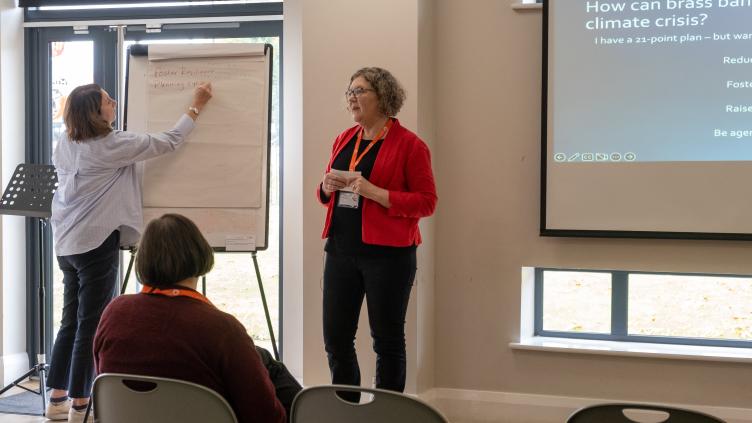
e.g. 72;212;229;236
317;119;437;247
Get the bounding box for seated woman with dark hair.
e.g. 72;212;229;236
93;214;298;423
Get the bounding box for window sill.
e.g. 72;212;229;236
510;337;752;364
511;2;542;10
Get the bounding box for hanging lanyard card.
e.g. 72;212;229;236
331;169;361;209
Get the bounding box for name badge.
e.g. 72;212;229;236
337;190;360;209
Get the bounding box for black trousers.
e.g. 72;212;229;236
47;231;119;398
255;346;302;421
322;250;416;401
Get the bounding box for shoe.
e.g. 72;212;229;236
44;398;70;420
68;405;94;423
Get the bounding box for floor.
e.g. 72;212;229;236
0;414;44;422
0;379;49;422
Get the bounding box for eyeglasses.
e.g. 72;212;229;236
344;87;375;98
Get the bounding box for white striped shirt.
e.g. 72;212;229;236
51;114;195;256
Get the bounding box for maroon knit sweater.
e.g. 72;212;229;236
93;293;286;423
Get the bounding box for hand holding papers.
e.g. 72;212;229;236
330;170;360;190
330;169;361;209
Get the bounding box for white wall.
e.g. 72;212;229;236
281;0;304;382
0;0;29;384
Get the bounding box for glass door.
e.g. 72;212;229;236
50;40;95;339
26;25;117;359
28;20;283;357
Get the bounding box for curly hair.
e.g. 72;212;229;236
350;67;406;117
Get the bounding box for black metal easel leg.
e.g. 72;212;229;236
37;357;47;413
0;218;50;414
0;165;58;415
201;276;207;296
0;365;39;396
37;218;48;413
120;249;135;295
252;252;279;360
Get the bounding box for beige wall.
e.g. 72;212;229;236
416;0;436;395
433;0;752;407
0;0;745;409
286;0;752;409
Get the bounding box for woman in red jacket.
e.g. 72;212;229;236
317;67;437;401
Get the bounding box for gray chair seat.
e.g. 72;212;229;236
291;384;448;423
567;403;725;423
90;373;238;423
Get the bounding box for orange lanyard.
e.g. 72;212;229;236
141;285;213;306
349;118;393;172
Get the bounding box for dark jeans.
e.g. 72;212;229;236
255;346;302;421
47;231;119;398
322;250;416;402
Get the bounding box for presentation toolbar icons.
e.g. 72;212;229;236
555;152;637;162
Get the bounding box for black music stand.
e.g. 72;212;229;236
0;164;57;414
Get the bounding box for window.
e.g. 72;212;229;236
536;268;752;348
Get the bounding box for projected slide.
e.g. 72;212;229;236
551;0;752;163
544;1;752;237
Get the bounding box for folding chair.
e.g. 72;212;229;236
290;384;448;423
567;403;725;423
90;373;238;423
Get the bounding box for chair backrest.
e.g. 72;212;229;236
567;403;725;423
92;373;238;423
290;385;448;423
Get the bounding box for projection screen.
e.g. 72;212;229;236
542;0;752;239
